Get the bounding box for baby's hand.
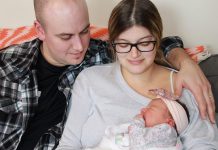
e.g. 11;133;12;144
133;110;148;127
130;115;146;132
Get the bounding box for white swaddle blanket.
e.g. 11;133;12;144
87;118;181;150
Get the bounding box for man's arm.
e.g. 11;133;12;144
161;36;216;123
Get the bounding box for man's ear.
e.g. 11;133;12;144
34;20;45;41
167;118;175;127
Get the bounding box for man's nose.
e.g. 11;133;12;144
72;35;83;51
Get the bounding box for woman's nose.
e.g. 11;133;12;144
129;46;141;58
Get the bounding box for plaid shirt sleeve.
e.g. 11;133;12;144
0;39;62;150
160;36;184;57
85;39;112;66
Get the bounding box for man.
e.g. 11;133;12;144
0;0;215;149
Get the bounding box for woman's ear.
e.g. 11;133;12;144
167;118;175;127
34;20;45;41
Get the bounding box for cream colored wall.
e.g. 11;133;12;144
0;0;35;28
87;0;218;53
153;0;218;54
0;0;218;53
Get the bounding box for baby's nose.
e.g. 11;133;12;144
140;107;148;114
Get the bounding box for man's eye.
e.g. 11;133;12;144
60;36;71;40
81;29;89;34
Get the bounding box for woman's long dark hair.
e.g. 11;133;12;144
108;0;169;66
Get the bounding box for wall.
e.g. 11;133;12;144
0;0;218;53
87;0;218;53
0;0;35;28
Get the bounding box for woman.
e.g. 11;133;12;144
57;0;218;149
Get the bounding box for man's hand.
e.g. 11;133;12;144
167;48;216;123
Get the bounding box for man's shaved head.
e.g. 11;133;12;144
33;0;90;66
34;0;49;26
33;0;88;28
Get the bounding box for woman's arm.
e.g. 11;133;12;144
161;36;215;123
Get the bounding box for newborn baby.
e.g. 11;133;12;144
88;89;189;150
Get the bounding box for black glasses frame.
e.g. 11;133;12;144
111;41;157;53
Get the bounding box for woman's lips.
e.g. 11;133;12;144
128;59;144;65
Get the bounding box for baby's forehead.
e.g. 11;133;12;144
149;98;168;109
149;98;165;105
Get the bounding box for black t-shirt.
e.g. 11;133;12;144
17;51;68;150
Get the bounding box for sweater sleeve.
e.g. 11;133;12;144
160;36;184;57
179;89;218;149
57;72;93;150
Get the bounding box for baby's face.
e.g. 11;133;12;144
141;98;172;127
